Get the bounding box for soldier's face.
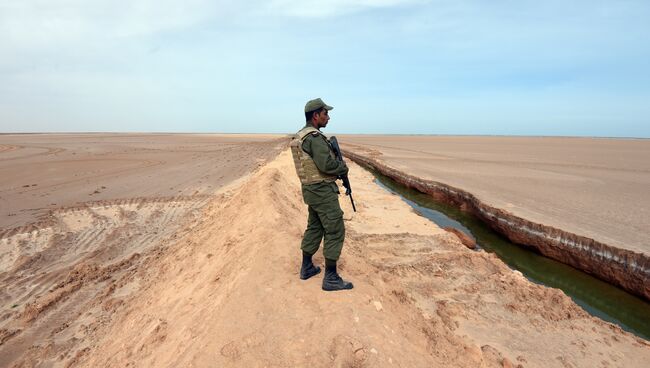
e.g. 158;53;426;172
314;110;330;128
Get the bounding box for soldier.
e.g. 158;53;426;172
290;98;354;291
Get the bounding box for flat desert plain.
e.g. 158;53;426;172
1;134;649;367
0;133;285;231
340;135;650;256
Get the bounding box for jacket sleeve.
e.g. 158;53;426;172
302;134;349;176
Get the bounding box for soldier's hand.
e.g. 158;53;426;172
340;161;349;175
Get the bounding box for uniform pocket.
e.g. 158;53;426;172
317;201;344;234
325;207;344;221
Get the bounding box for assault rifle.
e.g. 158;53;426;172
329;136;357;212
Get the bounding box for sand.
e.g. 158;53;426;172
0;133;285;365
0;133;284;231
339;135;650;256
1;134;648;367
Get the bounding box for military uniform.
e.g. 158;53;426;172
293;125;348;261
291;98;353;291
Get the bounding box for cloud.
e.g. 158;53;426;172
265;0;427;18
0;0;251;75
1;0;649;136
0;0;234;48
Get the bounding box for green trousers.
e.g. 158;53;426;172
301;199;345;261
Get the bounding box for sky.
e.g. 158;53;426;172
1;0;649;137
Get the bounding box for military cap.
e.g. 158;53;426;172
304;98;333;113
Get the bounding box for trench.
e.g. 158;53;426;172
359;162;650;341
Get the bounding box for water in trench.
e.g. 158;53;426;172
369;169;650;341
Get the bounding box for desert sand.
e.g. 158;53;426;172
1;135;648;367
339;135;650;255
0;133;284;232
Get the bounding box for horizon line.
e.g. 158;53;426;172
1;132;649;140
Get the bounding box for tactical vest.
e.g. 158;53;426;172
290;126;338;185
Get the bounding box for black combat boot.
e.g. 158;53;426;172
322;259;353;291
300;251;321;280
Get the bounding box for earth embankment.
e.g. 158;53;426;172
1;145;649;367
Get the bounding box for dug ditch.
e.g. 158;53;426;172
366;166;650;341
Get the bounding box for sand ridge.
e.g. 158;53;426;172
2;148;647;367
0;134;287;366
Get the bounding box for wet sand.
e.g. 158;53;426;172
1;135;649;367
339;135;650;256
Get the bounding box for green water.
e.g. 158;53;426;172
369;169;650;341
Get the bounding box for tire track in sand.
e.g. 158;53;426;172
0;195;212;366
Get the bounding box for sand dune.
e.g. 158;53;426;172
2;144;647;367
